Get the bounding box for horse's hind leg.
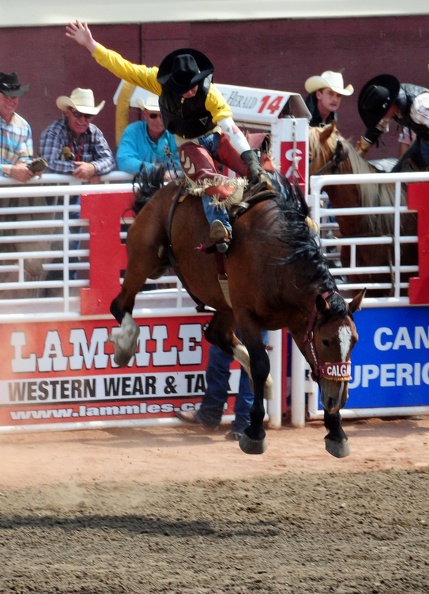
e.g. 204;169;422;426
110;217;168;367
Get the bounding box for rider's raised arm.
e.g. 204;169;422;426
65;20;97;53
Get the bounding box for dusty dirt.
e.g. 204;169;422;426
0;416;428;593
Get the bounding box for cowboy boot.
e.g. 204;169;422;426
210;219;230;253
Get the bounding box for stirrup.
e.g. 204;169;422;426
216;240;230;253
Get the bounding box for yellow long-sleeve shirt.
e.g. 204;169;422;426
92;43;233;125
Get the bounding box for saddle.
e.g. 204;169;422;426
229;176;277;220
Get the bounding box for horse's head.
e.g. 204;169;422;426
308;122;350;176
303;289;365;413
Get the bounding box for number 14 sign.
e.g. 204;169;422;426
216;84;310;125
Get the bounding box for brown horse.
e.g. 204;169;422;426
308;123;418;297
109;166;364;458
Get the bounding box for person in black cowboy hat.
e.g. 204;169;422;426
66;20;268;253
0;71;40;182
356;73;429;172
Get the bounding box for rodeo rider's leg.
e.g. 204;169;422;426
216;134;275;190
179;137;234;252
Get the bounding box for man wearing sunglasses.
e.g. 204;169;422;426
38;88;115;288
39;87;115;180
116;92;180;179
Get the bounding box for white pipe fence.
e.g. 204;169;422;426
1;169;428;429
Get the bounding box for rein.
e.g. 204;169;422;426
303;291;352;382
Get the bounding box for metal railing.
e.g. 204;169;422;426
1;169;427;319
0;173;193;320
307;170;426;308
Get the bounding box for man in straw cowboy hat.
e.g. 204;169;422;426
38;87;115;289
39;87;115;180
356;73;429;172
304;70;354;127
117;92;180;179
65;20;268;253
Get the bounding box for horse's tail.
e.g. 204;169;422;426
132;163;167;215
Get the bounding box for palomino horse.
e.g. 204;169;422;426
308;122;418;297
109;166;364;458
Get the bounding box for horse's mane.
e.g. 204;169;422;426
309;126;406;236
132;163;168;215
264;177;339;299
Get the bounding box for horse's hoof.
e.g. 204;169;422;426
113;350;132;367
325;438;351;458
239;433;268;455
109;313;139;367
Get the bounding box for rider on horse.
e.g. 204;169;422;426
356;73;429;172
66;21;268;253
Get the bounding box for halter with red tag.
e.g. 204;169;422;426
304;291;352;382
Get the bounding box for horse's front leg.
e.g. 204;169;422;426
324;410;351;458
109;221;167;367
109;295;140;367
239;346;270;455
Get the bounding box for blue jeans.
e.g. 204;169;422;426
199;132;232;235
197;330;269;433
202;194;232;235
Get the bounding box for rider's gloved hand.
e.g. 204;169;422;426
363;127;383;145
241;149;265;185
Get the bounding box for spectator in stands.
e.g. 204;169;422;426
304;70;354;127
116;93;180;179
39;88;115;286
39;87;115;180
176;330;269;441
0;71;40;182
0;71;51;297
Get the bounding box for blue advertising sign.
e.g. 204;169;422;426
320;306;429;410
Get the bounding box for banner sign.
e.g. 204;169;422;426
0;315;242;429
316;306;429;410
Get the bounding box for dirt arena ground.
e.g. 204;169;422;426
0;416;428;593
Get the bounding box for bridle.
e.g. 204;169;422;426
310;138;349;175
303;291;352;382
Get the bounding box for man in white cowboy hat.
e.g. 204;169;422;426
117;92;180;179
38;87;115;288
39;87;115;180
304;70;354;127
356;73;429;172
66;20;268;253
